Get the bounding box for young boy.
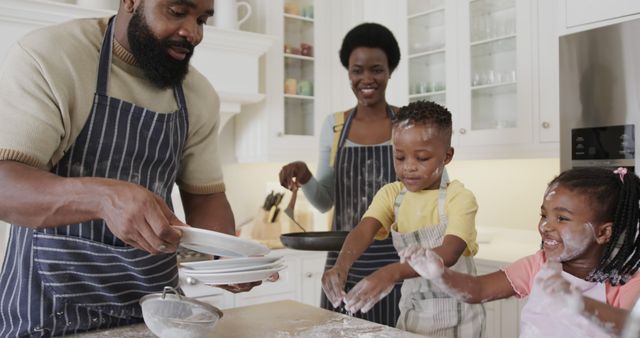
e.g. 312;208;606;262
321;100;485;337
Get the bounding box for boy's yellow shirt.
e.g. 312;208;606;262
363;180;479;256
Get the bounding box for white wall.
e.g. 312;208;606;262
221;158;560;232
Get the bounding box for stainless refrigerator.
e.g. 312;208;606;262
559;19;639;172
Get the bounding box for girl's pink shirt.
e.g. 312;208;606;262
503;250;640;309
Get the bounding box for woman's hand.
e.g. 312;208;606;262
344;267;396;314
399;245;444;279
279;161;312;190
321;267;348;308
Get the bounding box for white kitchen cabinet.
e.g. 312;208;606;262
537;0;560;144
562;0;640;30
406;0;449;108
475;258;524;338
233;0;331;163
299;254;327;307
403;0;558;159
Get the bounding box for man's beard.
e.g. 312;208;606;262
127;7;194;89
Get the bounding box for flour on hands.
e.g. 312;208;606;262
399;245;444;279
321;268;348;308
344;276;394;314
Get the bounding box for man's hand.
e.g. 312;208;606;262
99;180;185;254
210;272;279;293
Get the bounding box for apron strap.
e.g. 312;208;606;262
95;16;116;96
438;168;450;224
173;82;187;110
336;105;395;150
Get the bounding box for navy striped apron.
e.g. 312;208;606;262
0;18;188;337
321;106;402;327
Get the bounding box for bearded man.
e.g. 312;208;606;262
0;1;256;336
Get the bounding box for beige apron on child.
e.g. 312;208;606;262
391;169;485;337
520;268;615;338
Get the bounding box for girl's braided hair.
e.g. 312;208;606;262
549;166;640;285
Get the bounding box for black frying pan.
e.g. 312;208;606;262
280;231;349;251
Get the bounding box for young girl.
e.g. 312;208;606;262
401;166;640;337
321;100;485;337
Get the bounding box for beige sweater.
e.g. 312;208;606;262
0;17;224;193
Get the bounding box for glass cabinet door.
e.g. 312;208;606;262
407;0;447;106
457;0;532;146
283;0;315;136
469;0;517;130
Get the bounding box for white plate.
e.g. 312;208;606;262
184;265;286;285
177;226;270;257
181;261;283;274
180;256;283;271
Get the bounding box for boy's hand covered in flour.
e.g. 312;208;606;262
399;245;445;279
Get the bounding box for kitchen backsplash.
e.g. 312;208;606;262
221;158;560;232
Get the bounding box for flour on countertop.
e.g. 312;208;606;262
271;315;411;338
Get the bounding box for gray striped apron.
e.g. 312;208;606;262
321;106;402;327
392;169;485;337
0;17;187;337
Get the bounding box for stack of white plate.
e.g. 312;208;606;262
180;257;285;285
176;226;285;285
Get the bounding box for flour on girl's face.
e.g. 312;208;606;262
544;183;559;201
558;222;595;261
539;220;548;233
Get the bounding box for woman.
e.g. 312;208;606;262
279;22;402;326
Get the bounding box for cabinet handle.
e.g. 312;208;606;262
541;122;550;129
305;272;313;278
459;128;467;135
186;276;198;285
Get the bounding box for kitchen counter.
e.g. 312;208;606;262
68;300;423;337
474;226;541;266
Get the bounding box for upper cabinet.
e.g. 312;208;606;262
561;0;640;33
457;0;531;148
234;0;330;163
407;0;448;107
283;1;316;137
404;0;558;159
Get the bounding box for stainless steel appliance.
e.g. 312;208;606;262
560;19;640;172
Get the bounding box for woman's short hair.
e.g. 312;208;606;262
339;22;401;73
